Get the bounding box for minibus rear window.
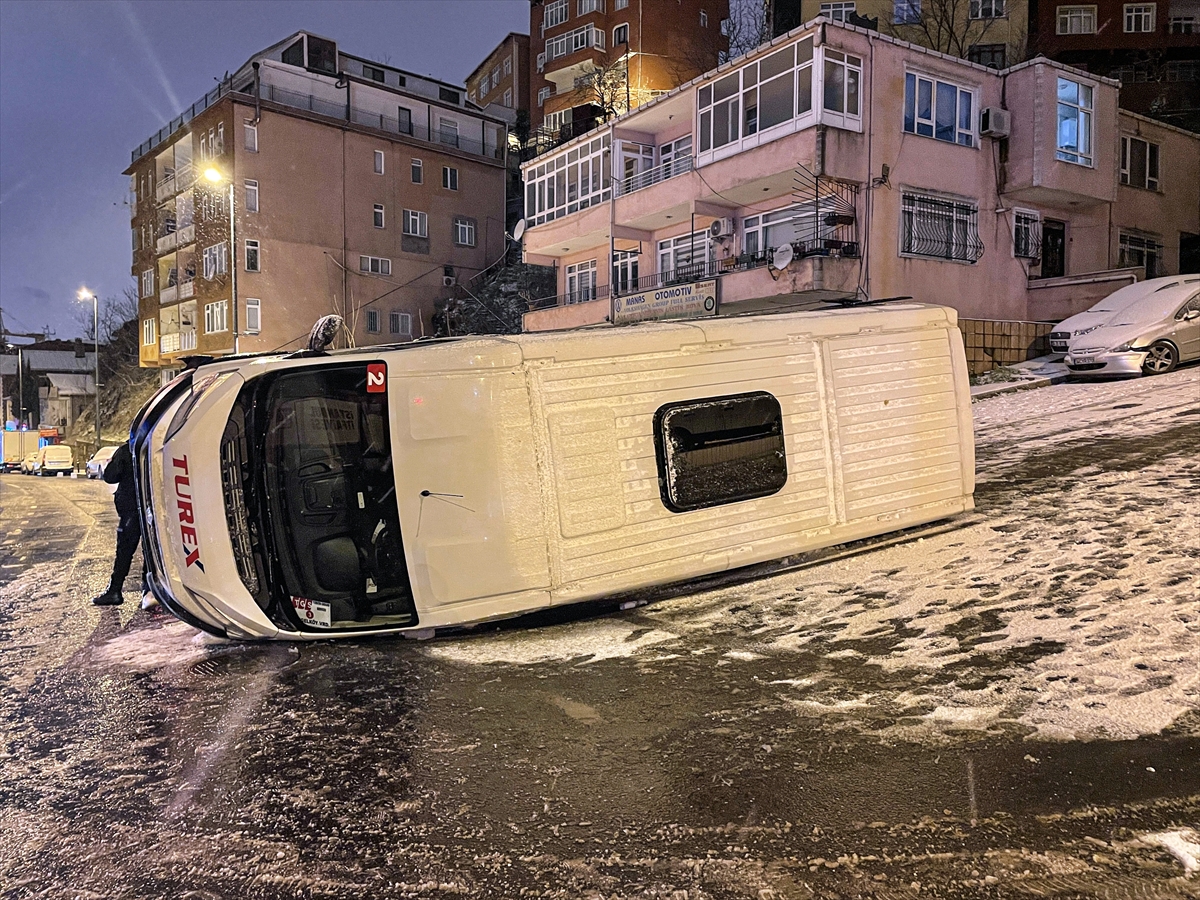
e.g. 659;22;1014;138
653;391;788;513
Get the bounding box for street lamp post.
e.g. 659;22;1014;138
204;167;238;354
78;287;99;450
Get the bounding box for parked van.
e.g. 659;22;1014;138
132;304;976;641
35;445;73;476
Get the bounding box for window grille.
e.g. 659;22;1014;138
901;193;984;262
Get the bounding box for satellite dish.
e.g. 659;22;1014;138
770;244;794;271
512;219;526;242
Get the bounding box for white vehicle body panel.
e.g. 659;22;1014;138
1066;285;1200;376
1051;275;1200;353
136;304;976;640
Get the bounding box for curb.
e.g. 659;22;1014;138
970;372;1070;401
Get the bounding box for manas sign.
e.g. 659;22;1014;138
612;279;718;325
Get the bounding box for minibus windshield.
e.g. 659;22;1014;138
257;364;415;630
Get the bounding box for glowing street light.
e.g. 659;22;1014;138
77;287;100;449
202;167;238;352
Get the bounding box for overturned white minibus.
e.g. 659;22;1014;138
132;303;975;640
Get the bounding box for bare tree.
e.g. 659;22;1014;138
724;0;770;61
885;0;1005;60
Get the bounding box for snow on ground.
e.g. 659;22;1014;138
429;369;1200;743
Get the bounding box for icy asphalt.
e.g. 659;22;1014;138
0;367;1197;899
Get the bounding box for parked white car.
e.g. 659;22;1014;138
34;444;74;476
1065;284;1200;376
1049;275;1200;354
86;445;119;479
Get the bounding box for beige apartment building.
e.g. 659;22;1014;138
519;18;1199;370
127;32;508;376
468;32;532;123
531;0;731;142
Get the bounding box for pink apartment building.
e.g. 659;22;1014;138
520;18;1200;349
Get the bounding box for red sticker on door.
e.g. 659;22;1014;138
366;362;386;393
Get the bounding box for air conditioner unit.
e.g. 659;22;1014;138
709;217;734;239
442;276;457;287
980;107;1011;139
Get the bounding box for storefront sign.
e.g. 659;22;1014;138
612;279;718;325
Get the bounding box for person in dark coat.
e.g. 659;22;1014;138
91;442;150;607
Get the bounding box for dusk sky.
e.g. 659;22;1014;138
0;0;527;343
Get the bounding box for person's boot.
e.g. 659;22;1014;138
92;586;124;606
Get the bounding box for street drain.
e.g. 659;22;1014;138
190;659;223;678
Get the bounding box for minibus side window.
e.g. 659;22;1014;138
653;391;788;512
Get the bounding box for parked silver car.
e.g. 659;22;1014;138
1065;284;1200;376
1049;275;1200;354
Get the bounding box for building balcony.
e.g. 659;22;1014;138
159;329;197;355
176;223;195;247
156;231;177;254
160;332;180;354
615;156;694;197
155;163;194;203
178;279;194;300
160;284;178;304
180;329;197;352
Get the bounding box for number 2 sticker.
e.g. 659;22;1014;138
366;362;386;393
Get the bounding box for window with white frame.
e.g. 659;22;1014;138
1124;3;1154;30
820;2;856;20
366;309;380;333
245;179;259;213
1121;135;1160;190
579;0;603;13
546;24;603;60
245;298;261;334
743;202;835;255
904;72;975;146
403;209;428;237
142;318;156;345
244;120;258;152
1056;76;1093;166
545;0;569;28
614;22;629;45
132;227;138;252
411;158;423;183
1170;15;1196;32
453;216;476;246
374;150;385;174
442;166;459;190
503;87;513;107
202;243;227;280
615;0;628;8
822;49;862;120
894;0;921;23
658;231;713;279
1013;209;1040;258
970;0;1004;18
565;259;598;303
504;56;512;76
900;192;984;263
215;123;224;156
245;239;260;272
491;65;501;88
611;250;639;293
1057;5;1096;33
698;37;817;154
1119;232;1163;276
204;299;228;333
701;9;708;25
373;204;385;228
524;134;611;226
538;86;552;106
389;311;412;335
359;255;392;275
438;117;459;147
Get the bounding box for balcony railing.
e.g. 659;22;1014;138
133;81;233;163
176;223;195;246
156;231;177;254
178;280;195;300
615;155;694;197
154;163;194;203
160;333;180;353
160;284;178;304
179;329;197;352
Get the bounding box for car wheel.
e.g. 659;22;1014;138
1141;341;1178;375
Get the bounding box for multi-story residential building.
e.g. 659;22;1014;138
468;32;532;123
530;0;731;147
1030;0;1199;131
520;18;1199;368
796;0;1031;69
126;31;508;377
